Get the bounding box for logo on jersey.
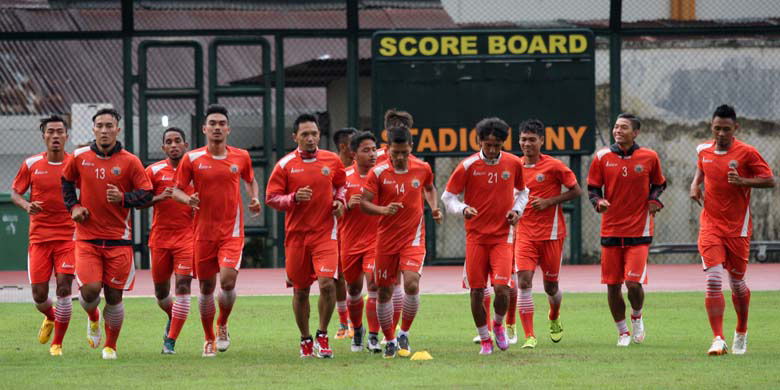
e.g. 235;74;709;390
536;173;545;182
605;161;618;167
411;178;421;188
346;181;361;189
230;164;238;173
33;169;48;175
501;170;510;180
161;175;173;181
198;163;211;170
634;164;643;173
290;168;304;174
321;167;331;176
473;171;486;176
728;160;739;169
81;160;94;167
702;158;713;163
383;178;395;185
111;166;121;176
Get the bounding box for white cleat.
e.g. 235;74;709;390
617;334;631;347
87;309;102;349
708;336;728;356
216;325;230;352
631;318;645;344
732;332;747;355
102;347;117;360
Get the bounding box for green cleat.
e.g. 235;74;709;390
521;336;537;349
550;319;563;343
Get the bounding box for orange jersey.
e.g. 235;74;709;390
146;159;194;248
12;152;75;243
444;152;525;244
340;164;379;255
62;145;152;241
587;144;665;238
697;139;773;238
265;149;346;235
518;154;578;241
176;146;254;241
364;158;433;254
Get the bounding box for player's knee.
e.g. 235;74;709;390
154;287;169;301
347;283;362;297
493;284;510;298
404;280;419;295
378;286;393;302
55;285;72;298
319;278;336;295
543;282;558;296
174;279;191;295
518;272;534;289
469;288;485;301
625;281;641;291
31;287;48;304
104;288;123;305
80;285;101;302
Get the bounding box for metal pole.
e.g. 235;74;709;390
570;155;583;264
346;0;359;128
275;35;286;266
609;0;622;142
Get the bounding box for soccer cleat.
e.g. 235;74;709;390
87;309;101;349
102;346;117;360
300;338;314;358
202;340;216;357
351;326;364;352
38;318;55;344
161;337;176;354
348;319;355;339
708;336;728;356
732;332;747;355
314;333;333;358
479;339;493;355
216;324;230;352
335;323;349;340
163;318;171;339
384;340;398;359
397;333;411;357
473;332;493;344
631;317;645;344
507;324;518;345
367;333;382;353
550;318;564;343
617;333;631;347
494;324;509;351
521;336;538;349
49;344;62;356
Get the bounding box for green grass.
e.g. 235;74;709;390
2;292;779;389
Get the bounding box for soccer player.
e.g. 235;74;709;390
174;104;261;357
332;127;358;340
442;117;528;355
62;108;153;359
587;113;666;347
11;115;76;356
376;109;413;164
141;127;195;354
360;126;443;359
515;119;583;349
690;104;775;356
339;131;381;352
265;114;346;358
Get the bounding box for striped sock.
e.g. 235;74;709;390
519;288;534;338
366;291;380;333
337;300;348;326
199;294;216;341
217;289;236;327
157;295;173;319
729;277;750;334
35;298;55;321
168;294;190;340
615;319;629;335
103;302;125;349
377;300;395;341
400;293;420;332
52;295;72;345
347;293;364;329
391;284;403;330
705;265;725;338
79;295;100;322
477;325;490;341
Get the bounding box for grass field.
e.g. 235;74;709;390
2;291;779;389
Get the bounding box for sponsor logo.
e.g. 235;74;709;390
346;181;361;188
627;271;641;278
605;161;618;167
320;266;334;273
411;178;420;188
321;166;331;176
161;175;173;181
81;160;94;167
702;158;713;163
728;160;739;169
494;275;507;280
634;164;643;173
61;263;75;269
383;178;395;185
33;169;48;175
472;171;486;176
230;164;239;173
197;163;212;170
501;170;510;180
222;257;235;263
111;166;121;176
405;260;418;267
177;264;191;270
110;277;122;284
536;173;545;182
290;167;304;174
544;271;558;278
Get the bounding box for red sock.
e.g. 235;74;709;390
52;296;72;345
519;288;534;338
366;293;380;333
378;301;395;340
199;294;216;341
392;286;403;330
168;295;190;340
337;300;348;326
732;289;750;334
347;295;364;329
87;307;99;322
507;286;517;326
217;302;232;327
400;293;419;332
216;290;235;327
705;295;725;339
483;291;492;332
103;303;124;350
44;306;55;322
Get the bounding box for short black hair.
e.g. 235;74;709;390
712;104;737;122
476;117;510;142
162;127;186;143
92;108;121;123
519;119;545;137
349;131;377;152
617;113;640;130
333;127;358;145
205;104;229;122
39;114;68;133
293;113;319;134
384;109;413;129
387;126;412;145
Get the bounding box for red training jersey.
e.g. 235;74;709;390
340;164;379;254
697;139;774;238
518;154;578;241
12;152;75;243
146;159;194;248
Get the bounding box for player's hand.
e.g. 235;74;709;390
727;168;745;186
71;205;89;223
347;194;362;210
160;187;174;200
332;200;345;218
506;210;520;225
26;201;44;215
648;200;663;216
530;195;552;211
295;186;313;202
463;207;478;219
248;197;262;217
431;208;443;224
689;185;703;207
188;192;200;210
596;199;610;213
384;202;403;215
106;184;123;204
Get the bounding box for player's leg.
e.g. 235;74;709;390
285;233;318;357
515;239;540;347
375;253;400;358
194;240;219;357
214;237;243;352
75;241;103;349
602;246;630;346
28;243;55;345
698;234;727;355
163;245;193;354
624;244;649;343
365;261;381;353
335;269;350;340
150;248;174;323
343;252;366;351
311;237;339;358
726;237;751;354
489;243;513;351
506;273;518;344
541;239;564;343
101;285;124;359
49;241;75;355
100;245;135;359
397;247;425;357
465;242;492;354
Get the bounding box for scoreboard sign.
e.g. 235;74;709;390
371;29;596;156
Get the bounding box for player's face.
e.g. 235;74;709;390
711;116;738;149
42;122;68;153
203;113;230;143
612;118;637;146
388;141;412;170
339;134;353;154
294;121;320;152
520;131;543;158
93;114;121;149
354;139;377;168
479;134;504;160
162;131;188;161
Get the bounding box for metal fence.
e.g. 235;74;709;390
1;0;778;269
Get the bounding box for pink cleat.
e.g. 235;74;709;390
479;339;493;355
493;322;509;351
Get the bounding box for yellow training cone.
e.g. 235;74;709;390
410;351;433;360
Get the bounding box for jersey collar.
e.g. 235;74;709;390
90;141;123;158
298;148;318;162
610;142;639;158
479;149;502;165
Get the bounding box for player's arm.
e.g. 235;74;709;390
120;160;154;208
137;169;172;209
11;162;41;214
586;155;609;213
424;183;442;224
647;155;667;215
690;153;705;206
359;189;402;216
727;151;776;188
264;163;302;212
331;160;347;218
529;183;583;211
61;158;88;222
244;178;262;215
441;163;476;218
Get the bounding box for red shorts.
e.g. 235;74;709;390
698;233;750;280
194;238;243;280
150;245;194;284
462;241;513;289
375;246;425;287
75;241;135;291
600;244;649;285
285;231;339;289
27;240;75;284
515;238;564;282
341;249;376;285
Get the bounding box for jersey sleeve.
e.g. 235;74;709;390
650;154;666;186
746;148;774;178
145;166;157;191
423;163;434;188
62;154;80;182
586;155;603;187
445;162;466;195
175;155;193;190
332;158;347;189
514;159;526;191
558;161;578;188
241;150;255;183
364;168;379;196
11;161;31;195
130;158;153;191
265;163;289;197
